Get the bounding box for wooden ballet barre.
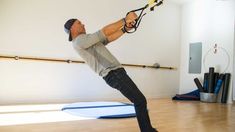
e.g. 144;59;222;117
0;55;84;64
121;63;175;70
0;55;176;70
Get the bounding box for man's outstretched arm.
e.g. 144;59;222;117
101;12;137;43
101;19;125;37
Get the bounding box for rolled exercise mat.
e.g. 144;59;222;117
62;102;136;118
194;78;204;92
172;89;200;101
208;67;215;93
221;73;231;103
203;73;209;92
214;74;224;94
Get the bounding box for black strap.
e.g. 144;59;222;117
124;4;148;33
124;0;164;34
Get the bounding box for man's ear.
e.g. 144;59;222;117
70;25;77;35
70;25;75;32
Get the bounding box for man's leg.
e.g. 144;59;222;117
103;68;157;132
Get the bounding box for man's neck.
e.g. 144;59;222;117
72;32;85;40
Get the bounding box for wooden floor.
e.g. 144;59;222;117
0;99;234;132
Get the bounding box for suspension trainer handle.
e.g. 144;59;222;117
124;4;149;33
124;0;164;34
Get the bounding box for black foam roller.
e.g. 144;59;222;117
194;78;204;92
203;73;209;92
208;67;215;93
221;73;231;103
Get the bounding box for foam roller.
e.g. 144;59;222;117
214;74;224;94
194;78;204;92
221;73;231;103
203;73;209;92
208;67;215;93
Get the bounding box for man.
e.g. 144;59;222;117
64;12;157;132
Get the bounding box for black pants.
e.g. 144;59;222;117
103;68;156;132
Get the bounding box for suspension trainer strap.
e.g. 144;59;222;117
124;0;164;34
124;4;149;33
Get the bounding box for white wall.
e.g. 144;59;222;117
0;0;181;105
234;21;235;101
180;0;235;103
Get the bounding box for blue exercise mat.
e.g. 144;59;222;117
62;102;136;119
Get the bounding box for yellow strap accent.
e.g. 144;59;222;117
148;0;156;6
